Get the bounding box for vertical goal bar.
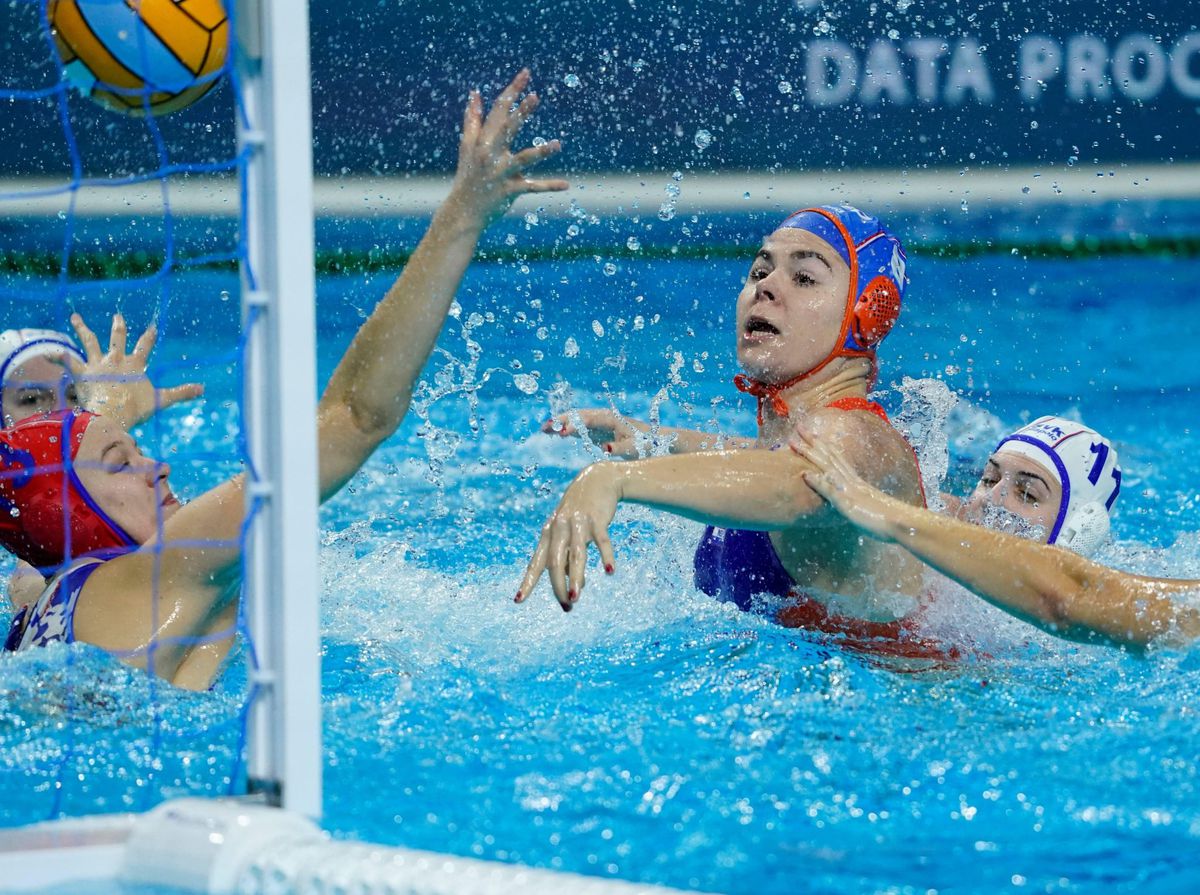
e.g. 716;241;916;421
235;0;322;818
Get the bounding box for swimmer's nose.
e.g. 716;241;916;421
754;281;777;303
138;455;170;486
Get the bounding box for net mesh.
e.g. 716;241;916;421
0;0;260;823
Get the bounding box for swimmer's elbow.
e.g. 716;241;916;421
322;394;408;448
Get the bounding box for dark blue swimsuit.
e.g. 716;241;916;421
4;559;106;652
693;526;793;611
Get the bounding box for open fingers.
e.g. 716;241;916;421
497;92;539;148
547;516;571;610
64;351;85;378
460;89;483;150
509;177;570;195
508;139;562;174
566;517;588;604
70;313;102;362
516;526;552;603
594;523;616;575
107;313;128;358
482;68;531;142
156;382;205;410
130;322;157;363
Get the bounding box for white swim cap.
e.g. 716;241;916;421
994;415;1122;556
0;328;84;387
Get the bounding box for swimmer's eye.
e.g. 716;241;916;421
792;272;816;286
748;266;769;281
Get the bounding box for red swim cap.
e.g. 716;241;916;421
0;410;137;570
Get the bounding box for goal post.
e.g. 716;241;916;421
235;0;322;819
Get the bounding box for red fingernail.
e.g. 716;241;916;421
514;590;522;603
568;588;576;601
603;444;612;453
605;564;614;575
561;602;572;613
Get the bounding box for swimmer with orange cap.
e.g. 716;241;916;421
519;205;935;647
790;419;1200;651
1;71;565;689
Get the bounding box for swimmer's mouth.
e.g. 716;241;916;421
744;316;781;336
161;493;179;509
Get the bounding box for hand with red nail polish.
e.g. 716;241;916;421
516;462;620;611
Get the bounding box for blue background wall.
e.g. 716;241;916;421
0;0;1196;176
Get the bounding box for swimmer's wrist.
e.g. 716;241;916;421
594;460;629;501
877;500;920;544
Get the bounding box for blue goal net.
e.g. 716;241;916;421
0;0;285;823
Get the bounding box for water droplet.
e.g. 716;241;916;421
1030;120;1039;130
657;203;676;222
1021;186;1031;194
693;129;713;151
731;86;744;103
631;58;646;73
626;236;641;251
592;319;606;337
532;136;546;147
602;262;617;277
9;506;19;517
564;337;579;358
524;212;540;226
563;73;581;88
566;223;580;237
219;290;230;302
512;374;539;395
777;81;793;95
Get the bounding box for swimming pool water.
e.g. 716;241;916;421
1;202;1199;894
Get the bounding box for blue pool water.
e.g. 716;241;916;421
1;201;1199;894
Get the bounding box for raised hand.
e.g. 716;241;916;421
449;68;567;227
68;312;204;431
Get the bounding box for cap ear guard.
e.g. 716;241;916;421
849;275;901;350
1054;500;1111;557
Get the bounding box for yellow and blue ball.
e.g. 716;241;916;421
48;0;228;116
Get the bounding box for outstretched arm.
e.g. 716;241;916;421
541;408;754;458
317;69;566;500
515;410;901;609
790;428;1200;651
77;71;566;684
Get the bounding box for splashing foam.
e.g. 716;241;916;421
892;376;959;508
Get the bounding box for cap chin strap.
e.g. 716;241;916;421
734;352;848;427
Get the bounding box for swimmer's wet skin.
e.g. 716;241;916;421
790;424;1200;652
1;69;567;690
520;205;935;647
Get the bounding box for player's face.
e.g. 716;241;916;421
736;228;851;383
74;416;180;544
963;451;1063;540
2;355;77;426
